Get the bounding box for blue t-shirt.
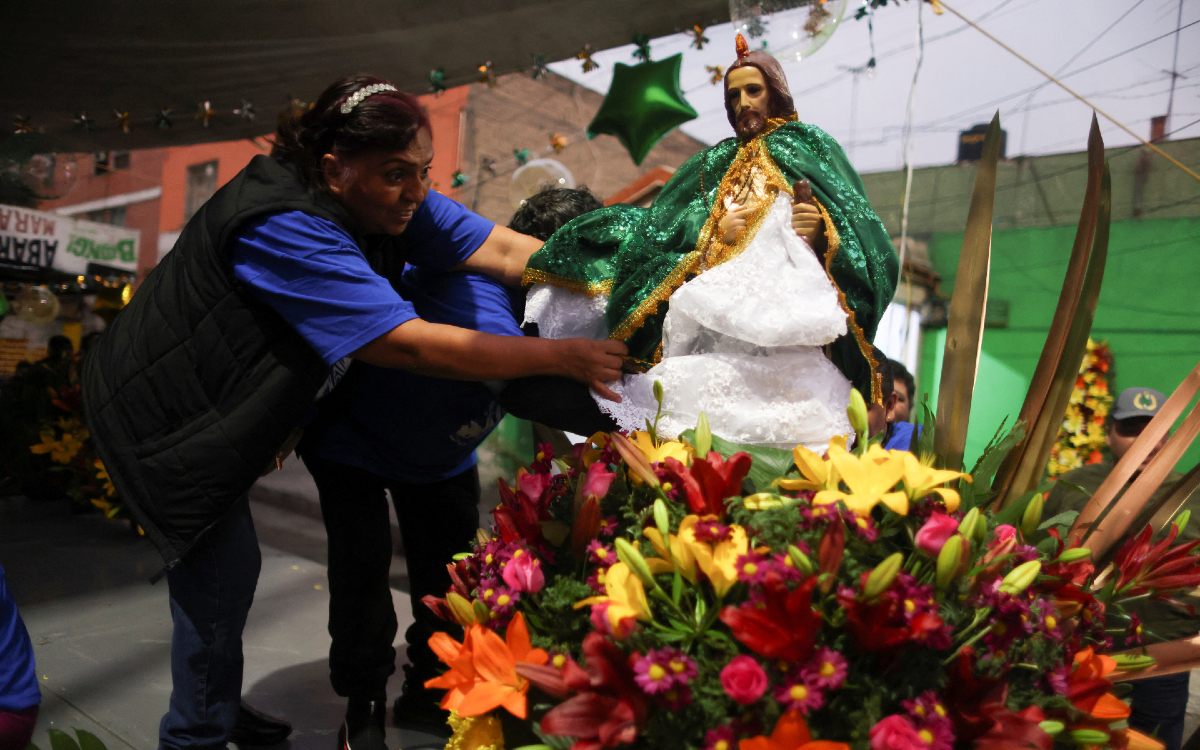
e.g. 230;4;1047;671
230;189;494;366
0;567;40;711
884;421;920;451
308;266;524;484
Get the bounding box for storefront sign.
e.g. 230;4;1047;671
0;204;139;276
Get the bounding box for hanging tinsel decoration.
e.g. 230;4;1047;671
477;61;497;88
156;108;174;129
513;148;531;166
706;65;725;85
529;54;549;80
631;34;652;63
451;171;470;188
689;24;710;49
113;110;132;134
13;116;36;134
480;156;497;178
576;45;600;73
549;133;569;153
73;112;94;132
428;68;447;96
197;101;216;128
234;99;257;122
745;14;767;38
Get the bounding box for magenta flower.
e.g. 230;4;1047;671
501;548;545;593
774;672;824;714
720;655;768;705
915;513;960;556
703;725;737;750
517;470;549;503
735;549;772;585
581;461;616;501
802;647;848;690
586;539;615;567
597;516;619;537
693;518;733;543
992;524;1017;545
658;685;693;710
665;649;698;685
633;651;676;694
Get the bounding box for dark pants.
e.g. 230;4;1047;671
1129;672;1191;750
301;453;480;701
159;496;261;750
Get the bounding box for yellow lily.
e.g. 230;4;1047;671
814;443;908;516
774;444;832;492
574;561;651;630
900;452;971;513
677;515;748;596
643;524;699;582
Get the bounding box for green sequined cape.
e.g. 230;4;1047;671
523;121;898;400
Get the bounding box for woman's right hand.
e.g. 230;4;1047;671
557;338;628;402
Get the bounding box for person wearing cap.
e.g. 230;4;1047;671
81;75;625;750
1043;386;1197;750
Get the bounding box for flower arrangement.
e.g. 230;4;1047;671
423;391;1194;750
1048;339;1114;477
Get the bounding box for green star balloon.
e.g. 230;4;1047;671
588;53;698;165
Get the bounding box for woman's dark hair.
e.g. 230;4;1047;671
507;187;604;241
272;74;431;190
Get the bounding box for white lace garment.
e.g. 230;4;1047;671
524;193;853;451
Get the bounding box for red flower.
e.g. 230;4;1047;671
1064;647;1129;721
942;650;1003;743
720;577;822;662
663;451;752;519
817;520;844;593
1113;524;1200;596
740;711;849;750
974;702;1051;750
493;477;548;546
535;633;649;750
835;585;944;653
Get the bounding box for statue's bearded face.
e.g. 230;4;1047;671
726;67;772;140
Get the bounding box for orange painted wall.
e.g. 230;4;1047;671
420;86;467;194
159;140;271;234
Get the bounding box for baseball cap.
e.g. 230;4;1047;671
1111;387;1166;421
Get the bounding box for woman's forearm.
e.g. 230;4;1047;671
352;318;626;397
454;225;543;287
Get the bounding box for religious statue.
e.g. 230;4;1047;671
522;35;898;450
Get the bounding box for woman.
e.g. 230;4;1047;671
81;75;625;750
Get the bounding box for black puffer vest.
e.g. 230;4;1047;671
82;155;360;578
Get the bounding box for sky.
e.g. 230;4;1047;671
548;0;1200;175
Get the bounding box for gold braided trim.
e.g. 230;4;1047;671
520;267;613;297
696;141;793;273
608;249;703;343
817;200;882;405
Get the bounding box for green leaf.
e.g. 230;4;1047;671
679;429;793;489
47;730;81;750
963;419;1024;510
1038;511;1078;531
74;730;108;750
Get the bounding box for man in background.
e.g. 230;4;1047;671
1044;386;1196;750
881;358;915;423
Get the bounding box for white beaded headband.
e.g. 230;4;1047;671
339;83;397;114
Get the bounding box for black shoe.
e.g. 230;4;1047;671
391;688;449;732
228;700;293;746
338;698;388;750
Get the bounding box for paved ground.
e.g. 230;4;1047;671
2;456;447;750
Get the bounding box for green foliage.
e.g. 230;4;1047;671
527;576;593;655
962;419;1026;510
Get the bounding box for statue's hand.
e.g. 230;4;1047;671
719;201;754;244
792;201;823;248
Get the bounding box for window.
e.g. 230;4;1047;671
184;161;218;222
93;151;130;175
85;206;127;226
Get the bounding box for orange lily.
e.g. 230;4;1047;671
425;612;549;719
1065;647;1130;721
740;710;849;750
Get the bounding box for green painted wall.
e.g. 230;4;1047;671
916;216;1200;472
